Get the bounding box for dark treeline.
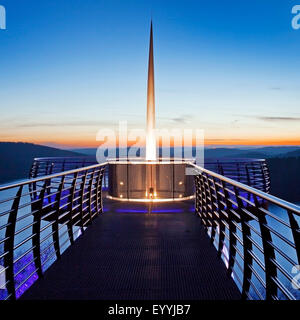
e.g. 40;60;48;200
0;142;83;184
267;157;300;203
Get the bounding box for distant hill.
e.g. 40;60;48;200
225;151;268;159
71;148;97;156
267;157;300;202
0;142;84;184
277;149;300;158
251;146;300;156
205;149;269;159
205;146;300;159
71;146;300;159
2;143;300;202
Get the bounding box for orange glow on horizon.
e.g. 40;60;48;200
1;136;300;149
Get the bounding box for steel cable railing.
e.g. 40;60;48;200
189;162;300;300
0;163;107;300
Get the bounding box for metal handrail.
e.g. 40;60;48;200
189;161;300;300
188;163;300;215
0;162;107;300
0;162;108;192
0;159;299;300
30;157;270;195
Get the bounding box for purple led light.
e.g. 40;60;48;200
115;208;184;213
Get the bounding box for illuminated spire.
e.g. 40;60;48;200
146;20;156;160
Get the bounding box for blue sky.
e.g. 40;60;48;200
0;0;299;147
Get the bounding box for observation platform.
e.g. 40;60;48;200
1;157;299;301
21;200;241;300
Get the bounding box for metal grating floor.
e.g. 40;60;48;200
21;201;241;300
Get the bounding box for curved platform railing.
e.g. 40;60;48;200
30;157;270;194
0;163;106;300
29;157;97;178
204;158;270;194
189;162;300;300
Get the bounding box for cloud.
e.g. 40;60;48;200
171;114;193;124
269;87;282;91
16;120;129;128
205;138;246;142
240;114;300;123
257;116;300;122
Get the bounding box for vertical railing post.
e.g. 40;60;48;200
79;171;88;233
261;162;270;194
254;195;277;299
264;163;271;194
199;173;209;229
52;176;65;260
49;162;54;175
66;172;78;245
234;186;253;299
287;210;300;266
45;161;49;176
251;162;257;191
194;175;200;215
245;165;252;200
205;174;217;245
4;185;23;300
95;168;104;216
212;178;226;258
30;161;39;199
88;170;95;223
221;180;237;276
62;159;66;172
32;181;48;278
236;162;241;183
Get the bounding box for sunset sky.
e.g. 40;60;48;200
0;0;300;148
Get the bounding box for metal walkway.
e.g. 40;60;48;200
21;201;241;300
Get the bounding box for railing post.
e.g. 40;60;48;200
221;180;237;276
262;162;270;194
29;161;39;199
4;185;23;300
52;176;65;260
66;172;78;245
62;159;66;172
198;173;209;229
32;181;48;278
49;162;54;175
236;162;241;183
88;170;95;223
95;168;104;216
194;175;200;215
79;171;88;233
212;178;226;258
234;186;253;300
205;174;218;245
287;210;300;266
254;195;277;300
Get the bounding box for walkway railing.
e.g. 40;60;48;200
0;158;298;300
0;163;107;300
204;158;270;194
30;157;270;194
190;163;300;300
30;157;97;178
